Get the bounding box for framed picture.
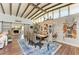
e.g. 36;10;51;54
63;22;77;39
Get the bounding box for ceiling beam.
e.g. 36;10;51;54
20;3;30;17
25;3;40;18
28;3;40;19
41;3;52;8
31;11;42;19
31;3;62;20
31;3;47;12
10;3;12;15
28;3;51;19
0;3;5;14
45;3;62;10
28;9;40;19
31;11;44;20
34;3;74;20
16;3;21;16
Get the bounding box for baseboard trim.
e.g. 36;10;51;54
56;40;79;48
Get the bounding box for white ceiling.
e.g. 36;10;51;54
0;3;74;20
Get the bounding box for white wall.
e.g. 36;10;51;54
0;13;33;25
0;22;2;32
54;13;79;47
0;13;33;32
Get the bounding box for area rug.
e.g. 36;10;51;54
17;39;62;55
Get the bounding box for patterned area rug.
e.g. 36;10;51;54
17;39;62;55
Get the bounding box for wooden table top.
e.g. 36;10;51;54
36;34;47;38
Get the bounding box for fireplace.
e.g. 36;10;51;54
14;30;19;33
12;29;20;35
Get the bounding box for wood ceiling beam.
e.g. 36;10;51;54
45;3;62;10
28;3;40;19
34;3;74;20
28;3;51;19
31;11;44;20
41;3;51;8
0;3;5;14
28;9;40;19
25;3;40;18
20;3;30;17
31;3;46;12
31;3;62;20
16;3;21;16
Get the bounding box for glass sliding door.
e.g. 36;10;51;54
2;22;12;32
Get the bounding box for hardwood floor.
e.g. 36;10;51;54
55;43;79;55
0;36;79;55
0;38;22;55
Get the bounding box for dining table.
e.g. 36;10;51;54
36;34;48;41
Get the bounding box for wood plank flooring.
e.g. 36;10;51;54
0;36;79;55
0;38;22;55
55;43;79;55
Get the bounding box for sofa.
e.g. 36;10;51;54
0;32;8;48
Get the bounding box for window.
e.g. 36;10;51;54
35;20;37;23
44;14;47;20
40;16;44;22
54;9;59;19
38;18;40;22
60;6;68;17
47;13;50;19
38;18;41;22
49;12;53;19
51;11;54;19
42;15;45;20
70;4;79;15
2;22;12;32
